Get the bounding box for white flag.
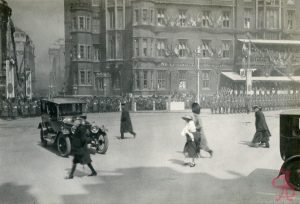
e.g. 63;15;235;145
26;70;32;99
6;60;15;98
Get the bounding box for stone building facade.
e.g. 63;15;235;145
64;0;300;96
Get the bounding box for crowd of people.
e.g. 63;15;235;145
2;91;300;119
209;93;300;114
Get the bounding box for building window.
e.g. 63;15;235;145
94;48;100;61
150;10;154;24
80;70;85;84
134;9;139;25
179;71;187;89
222;11;230;28
134;38;139;57
202;40;211;58
258;8;264;29
157;70;166;89
288;10;295;30
150;39;154;57
202;71;210;89
244;8;251;29
72;17;77;30
87;46;92;59
178;40;188;58
135;71;140;89
150;71;154;89
79;45;85;59
116;32;123;59
157;8;165;26
178;10;186;27
86;17;91;31
92;0;100;6
266;8;279;29
222;41;231;58
142;9;148;24
202;11;211;27
143;39;148;57
117;8;124;29
79;16;85;30
96;78;104;90
143;70;148;89
108;34;116;59
157;39;165;57
87;71;92;84
108;8;115;29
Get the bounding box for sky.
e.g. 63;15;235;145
7;0;65;90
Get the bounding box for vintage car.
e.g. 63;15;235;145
278;110;300;190
38;98;109;156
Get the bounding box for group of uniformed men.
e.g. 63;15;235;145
0;98;41;119
209;93;300;114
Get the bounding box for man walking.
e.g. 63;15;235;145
120;103;136;139
250;105;271;148
66;117;97;179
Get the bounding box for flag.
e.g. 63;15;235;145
6;60;15;98
25;70;32;99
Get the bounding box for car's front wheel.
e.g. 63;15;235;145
285;160;300;191
57;134;71;157
96;134;109;154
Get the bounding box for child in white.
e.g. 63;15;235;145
181;116;197;167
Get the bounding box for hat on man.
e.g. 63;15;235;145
252;105;262;110
182;115;193;121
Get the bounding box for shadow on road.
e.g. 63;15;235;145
0;182;37;204
239;141;253;146
37;142;64;157
61;167;297;204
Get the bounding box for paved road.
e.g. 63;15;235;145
0;110;299;204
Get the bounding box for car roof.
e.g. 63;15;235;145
41;98;86;105
280;109;300;116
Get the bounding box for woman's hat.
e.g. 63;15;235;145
182;115;193;121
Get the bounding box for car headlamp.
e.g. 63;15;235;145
91;125;99;134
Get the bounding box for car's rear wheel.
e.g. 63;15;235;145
96;134;108;154
40;129;47;146
285;160;300;191
57;134;71;157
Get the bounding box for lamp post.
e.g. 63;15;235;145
195;46;201;104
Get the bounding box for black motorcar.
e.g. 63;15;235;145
278;110;300;190
38;98;109;156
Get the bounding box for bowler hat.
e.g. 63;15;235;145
182;115;193;121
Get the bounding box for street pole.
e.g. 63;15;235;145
197;57;200;104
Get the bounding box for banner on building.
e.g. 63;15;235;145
25;70;32;99
6;60;15;99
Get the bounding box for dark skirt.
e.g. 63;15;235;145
183;137;198;158
252;130;271;144
72;148;92;165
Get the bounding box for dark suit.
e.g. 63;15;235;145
252;110;271;144
120;105;135;139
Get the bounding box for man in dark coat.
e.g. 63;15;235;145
250;105;271;148
120;103;136;139
66;118;97;179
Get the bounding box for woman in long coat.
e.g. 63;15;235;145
192;102;213;157
120;103;136;139
66;118;97;179
250;105;271;148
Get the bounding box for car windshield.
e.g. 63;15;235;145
59;103;84;116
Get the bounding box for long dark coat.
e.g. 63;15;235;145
193;114;209;152
120;108;133;133
252;110;271;143
72;124;92;165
